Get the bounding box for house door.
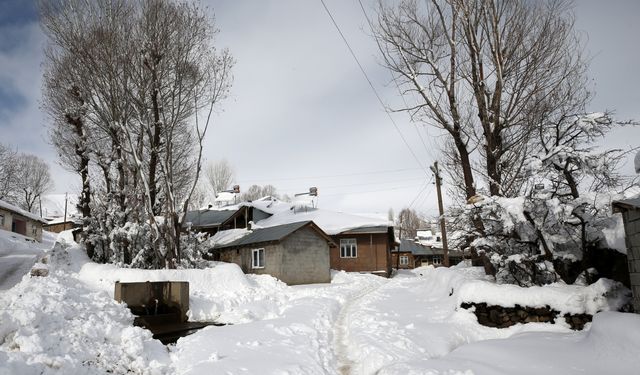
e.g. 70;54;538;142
13;219;26;236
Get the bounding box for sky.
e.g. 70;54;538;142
0;0;639;217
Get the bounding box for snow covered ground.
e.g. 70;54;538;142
0;230;53;290
1;233;639;374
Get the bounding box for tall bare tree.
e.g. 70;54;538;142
205;159;234;196
14;155;53;213
0;144;18;202
374;0;586;198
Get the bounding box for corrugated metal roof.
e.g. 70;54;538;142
183;209;237;227
339;225;389;234
215;221;314;249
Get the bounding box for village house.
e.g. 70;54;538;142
331;225;394;277
211;220;334;285
0;199;47;242
612;197;640;313
391;238;466;269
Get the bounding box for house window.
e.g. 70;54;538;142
0;214;4;227
31;225;38;237
432;256;442;265
252;248;265;269
340;238;357;258
400;255;409;265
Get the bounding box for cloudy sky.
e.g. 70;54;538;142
0;0;638;217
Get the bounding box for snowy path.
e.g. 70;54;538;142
0;254;40;290
333;278;386;375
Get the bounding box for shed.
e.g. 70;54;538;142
612;197;640;312
213;221;335;285
183;206;250;235
0;199;46;242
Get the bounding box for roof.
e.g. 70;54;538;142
0;199;47;223
339;226;390;235
612;197;640;212
255;205;392;235
183;208;239;228
214;220;334;250
395;239;465;257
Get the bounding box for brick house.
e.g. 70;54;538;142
212;221;335;285
0;199;46;242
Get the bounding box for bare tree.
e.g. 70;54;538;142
374;0;586;198
0;144;18;202
14;155;53;213
397;208;424;240
205;159;234;196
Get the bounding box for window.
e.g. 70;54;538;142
0;214;4;227
32;225;38;237
432;256;442;265
252;248;265;269
340;238;357;258
400;255;409;266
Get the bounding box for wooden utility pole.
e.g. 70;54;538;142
430;162;449;267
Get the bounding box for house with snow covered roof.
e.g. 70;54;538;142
0;199;47;242
243;200;396;277
212;221;335;285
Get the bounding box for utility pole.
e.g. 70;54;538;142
63;193;68;231
430;162;449;267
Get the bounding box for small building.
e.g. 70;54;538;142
43;218;81;233
612;197;640;312
212;220;334;285
331;226;394;277
391;239;466;269
0;199;47;242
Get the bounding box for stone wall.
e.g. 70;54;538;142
460;302;593;330
621;209;640;312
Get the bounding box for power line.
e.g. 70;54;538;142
235;167;424;184
321;182;424;197
319;0;430;177
358;0;440;164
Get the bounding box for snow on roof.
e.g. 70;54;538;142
255;206;391;235
241;196;293;215
214;191;239;206
0;199;47;223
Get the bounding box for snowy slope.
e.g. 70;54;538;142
0;230;48;290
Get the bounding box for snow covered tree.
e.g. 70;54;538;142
40;0;233;268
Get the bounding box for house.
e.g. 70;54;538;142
43;218;81;233
0;199;47;242
612;197;640;313
212;221;334;285
391;239;466;269
331;226;394;277
252;203;396;277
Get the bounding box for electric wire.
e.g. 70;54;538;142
318;0;430;177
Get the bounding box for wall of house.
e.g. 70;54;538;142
621;209;640;312
0;208;12;232
218;227;331;285
330;233;391;276
0;208;42;242
391;252;414;269
43;222;75;234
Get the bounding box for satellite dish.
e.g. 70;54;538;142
635;150;640;174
